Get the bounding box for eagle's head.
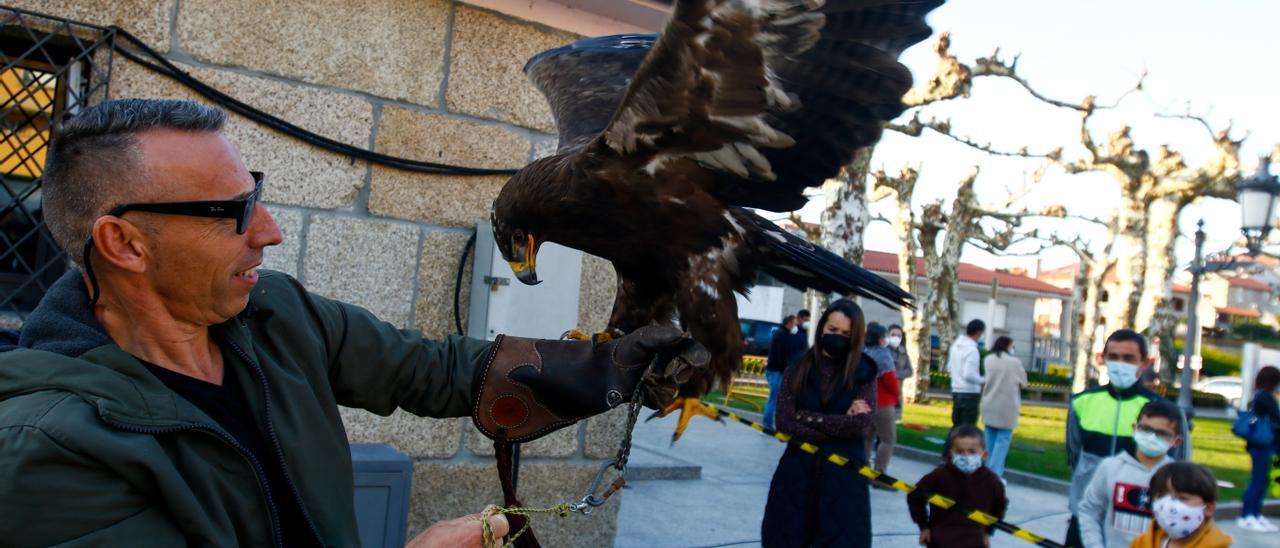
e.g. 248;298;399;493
491;160;558;286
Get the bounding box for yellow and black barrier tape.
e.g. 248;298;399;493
701;402;1066;548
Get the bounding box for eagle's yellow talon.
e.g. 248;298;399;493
562;329;591;341
653;397;721;445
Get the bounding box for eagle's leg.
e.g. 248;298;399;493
560;329;613;343
646;397;723;446
643;269;742;444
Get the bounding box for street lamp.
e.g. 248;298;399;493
1237;155;1280;255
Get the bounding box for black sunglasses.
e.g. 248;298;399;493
83;172;265;305
107;171;264;235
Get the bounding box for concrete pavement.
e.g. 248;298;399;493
614;412;1272;547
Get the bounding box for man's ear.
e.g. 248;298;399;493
1204;502;1215;519
1171;435;1182;448
91;216;148;274
1096;352;1106;365
1143;356;1156;369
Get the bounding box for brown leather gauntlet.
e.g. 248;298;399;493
472;325;708;443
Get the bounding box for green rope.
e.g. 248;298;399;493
479;502;574;548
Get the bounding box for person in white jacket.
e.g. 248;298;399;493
1078;400;1183;547
947;319;986;427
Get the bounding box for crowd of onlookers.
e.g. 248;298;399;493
757;299;1280;547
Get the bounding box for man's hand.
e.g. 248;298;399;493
406;508;509;548
846;399;871;416
918;528;931;546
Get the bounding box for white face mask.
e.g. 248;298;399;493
1106;360;1139;390
788;326;798;335
801;321;811;329
1152;495;1206;540
1133;429;1171;457
887;336;902;348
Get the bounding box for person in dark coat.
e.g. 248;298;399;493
763;315;798;429
908;425;1008;548
1239;365;1280;532
762;299;877;547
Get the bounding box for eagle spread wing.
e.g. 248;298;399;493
494;0;941;434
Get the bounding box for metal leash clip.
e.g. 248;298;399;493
568;458;625;515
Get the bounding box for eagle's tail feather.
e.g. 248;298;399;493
743;210;913;309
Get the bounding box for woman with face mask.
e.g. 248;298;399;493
1238;365;1280;532
886;324;912;418
762;299;878;547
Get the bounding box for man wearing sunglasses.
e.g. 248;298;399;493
0;99;707;547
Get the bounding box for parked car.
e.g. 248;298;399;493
740;319;782;357
1193;376;1243;407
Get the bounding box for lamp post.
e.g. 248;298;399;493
1179;157;1280;412
1237;154;1280;256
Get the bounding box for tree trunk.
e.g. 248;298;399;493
821;149;873;267
1073;269;1105;393
1135;197;1183;332
1106;191;1148;333
1065;262;1089;368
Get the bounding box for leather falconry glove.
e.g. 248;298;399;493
472;325;710;443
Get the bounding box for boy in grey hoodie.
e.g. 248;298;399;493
1078;400;1184;547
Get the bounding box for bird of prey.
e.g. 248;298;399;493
491;0;939;441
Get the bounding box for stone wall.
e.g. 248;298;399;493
25;1;624;545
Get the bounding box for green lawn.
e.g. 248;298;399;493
703;393;1252;502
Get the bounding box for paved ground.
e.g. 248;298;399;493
614;413;1270;548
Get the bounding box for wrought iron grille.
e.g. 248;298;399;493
0;7;113;322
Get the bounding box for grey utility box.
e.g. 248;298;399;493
350;443;413;548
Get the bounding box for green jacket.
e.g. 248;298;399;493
0;270;494;547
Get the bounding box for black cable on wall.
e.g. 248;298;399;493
108;27;521;177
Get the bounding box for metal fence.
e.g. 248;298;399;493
0;6;113;323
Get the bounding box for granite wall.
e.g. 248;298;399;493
22;1;625;545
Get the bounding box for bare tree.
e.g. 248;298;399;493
873;166;1043;402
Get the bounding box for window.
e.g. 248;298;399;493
1172;297;1185;312
962;300;1007;329
0;9;114;317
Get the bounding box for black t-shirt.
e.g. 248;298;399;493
140;357;314;546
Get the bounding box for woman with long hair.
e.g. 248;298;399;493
1238;365;1280;532
979;336;1026;478
762;299;878;547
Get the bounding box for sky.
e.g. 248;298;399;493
789;0;1280;276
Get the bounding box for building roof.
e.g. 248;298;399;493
862;250;1071;297
1216;306;1260;318
1172;283;1192;294
1228;277;1272;291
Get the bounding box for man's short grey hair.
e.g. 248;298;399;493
42;98;226;267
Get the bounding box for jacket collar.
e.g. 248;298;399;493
1;270;258;428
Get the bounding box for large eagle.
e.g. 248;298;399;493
491;0;939;440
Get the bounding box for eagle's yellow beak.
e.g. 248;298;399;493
509;233;540;285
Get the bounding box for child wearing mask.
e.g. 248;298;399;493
1130;462;1232;548
907;425;1008;548
1077;400;1182;547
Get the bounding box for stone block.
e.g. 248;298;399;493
369;106;528;227
584;406;631;459
577;254;617;333
376;106;531;170
302;215;420;327
465;421;579;458
175;0;449;106
109;58;370;209
261;205;303;278
17;1;171;49
339;407;462;459
368;173;506;228
408;462;619;548
446;5;577;132
414;230;473;340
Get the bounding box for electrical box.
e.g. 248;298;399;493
350;443;412;548
468;222;584;340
